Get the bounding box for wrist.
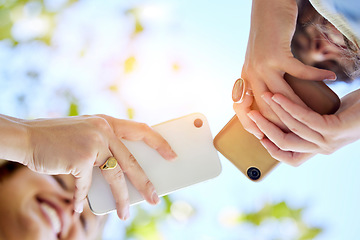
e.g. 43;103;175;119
0;115;30;166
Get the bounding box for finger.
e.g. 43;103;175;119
233;92;264;139
262;92;325;145
247;110;318;152
271;93;328;132
100;153;130;220
281;57;336;81
131;123;177;161
109;136;159;206
260;138;315;166
73;167;93;213
100;115;177;161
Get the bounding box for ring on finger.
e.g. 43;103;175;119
232;78;253;103
245;88;253;96
100;156;118;170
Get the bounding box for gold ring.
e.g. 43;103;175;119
233;78;252;103
100;157;118;170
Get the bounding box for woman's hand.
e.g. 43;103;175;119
247;90;360;166
236;0;336;137
23;115;177;219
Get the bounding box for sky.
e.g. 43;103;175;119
97;0;360;239
1;0;359;239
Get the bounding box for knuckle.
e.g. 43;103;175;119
90;116;111;131
322;147;334;155
123;154;138;172
289;127;299;134
87;131;105;146
116;197;129;207
139;179;153;193
138;122;151;133
319;141;335;155
145;179;153;189
108;168;125;183
75;184;87;194
139;179;154;194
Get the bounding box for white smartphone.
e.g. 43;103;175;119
87;113;222;215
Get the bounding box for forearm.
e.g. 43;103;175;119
0;114;29;164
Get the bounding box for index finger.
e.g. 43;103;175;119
99;116;177;161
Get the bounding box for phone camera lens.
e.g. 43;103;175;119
247;167;261;181
194;118;203;128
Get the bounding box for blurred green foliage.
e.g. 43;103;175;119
124;56;137;74
124;199;322;240
236;201;322;240
0;0;77;45
125;8;144;38
125;196;173;240
1;1;325;240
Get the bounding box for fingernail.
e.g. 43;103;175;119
124;207;130;220
261;94;270;105
271;96;280;104
152;191;160;204
232;78;244;103
260;140;268;150
247;113;255;122
123;207;130;220
326;74;337;81
169;150;177;161
74;202;83;213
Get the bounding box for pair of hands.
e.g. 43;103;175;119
234;0;359;166
22;115;176;220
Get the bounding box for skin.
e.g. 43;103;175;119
0;167;104;240
248;89;360;165
0;114;177;219
234;0;336;139
240;0;360;165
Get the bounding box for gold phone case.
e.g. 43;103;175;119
213;74;340;181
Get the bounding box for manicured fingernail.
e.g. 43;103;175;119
247;113;255;122
271;96;280;104
261;94;270;105
169;150;177;161
232;78;244;103
260;140;268;150
326;74;337;81
152;191;160;204
74;202;83;213
121;206;130;220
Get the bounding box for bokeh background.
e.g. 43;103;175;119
1;0;360;239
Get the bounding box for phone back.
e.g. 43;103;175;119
214;74;340;182
88;113;222;215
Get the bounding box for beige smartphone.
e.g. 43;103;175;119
88;113;222;215
213;74;340;182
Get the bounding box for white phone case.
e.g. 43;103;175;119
87;113;222;215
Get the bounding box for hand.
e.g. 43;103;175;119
247;90;360;166
23;115;177;219
235;0;336;137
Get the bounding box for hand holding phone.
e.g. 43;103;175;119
214;74;340;181
88;113;222;215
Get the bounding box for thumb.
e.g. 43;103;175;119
73;168;93;213
283;57;336;81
